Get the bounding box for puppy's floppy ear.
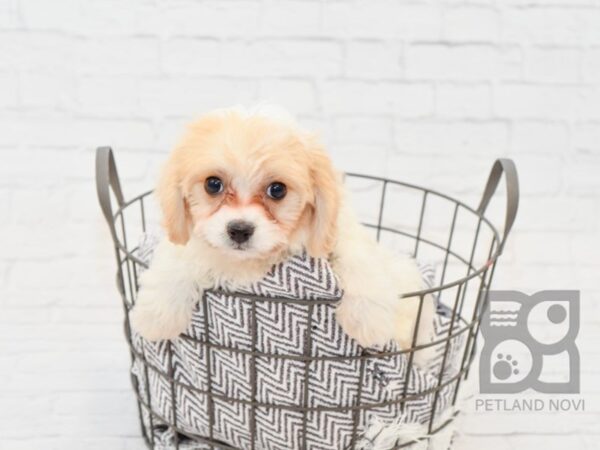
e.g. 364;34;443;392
306;140;341;257
156;157;191;245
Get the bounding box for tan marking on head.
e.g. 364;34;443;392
157;108;340;257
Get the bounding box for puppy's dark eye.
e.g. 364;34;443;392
266;182;287;200
205;177;224;195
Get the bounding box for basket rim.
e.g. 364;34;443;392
111;172;502;299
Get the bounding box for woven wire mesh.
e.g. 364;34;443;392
97;148;517;450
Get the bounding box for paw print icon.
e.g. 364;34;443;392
494;353;520;380
479;291;579;394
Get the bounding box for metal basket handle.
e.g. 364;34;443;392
476;158;519;251
96;146;125;245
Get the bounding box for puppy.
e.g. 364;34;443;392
131;106;435;358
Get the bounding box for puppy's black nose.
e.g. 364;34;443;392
227;220;255;244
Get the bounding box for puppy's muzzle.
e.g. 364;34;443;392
227;220;255;245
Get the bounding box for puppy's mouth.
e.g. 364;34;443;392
230;241;250;251
198;232;253;253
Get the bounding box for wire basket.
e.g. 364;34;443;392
96;147;518;450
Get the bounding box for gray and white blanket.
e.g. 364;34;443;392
131;238;462;450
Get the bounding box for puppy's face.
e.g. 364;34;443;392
157;112;340;260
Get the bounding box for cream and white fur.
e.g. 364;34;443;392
131;105;435;363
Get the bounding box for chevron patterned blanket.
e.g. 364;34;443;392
131;236;462;450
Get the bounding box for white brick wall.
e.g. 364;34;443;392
0;1;598;449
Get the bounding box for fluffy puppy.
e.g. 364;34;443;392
131;106;434;357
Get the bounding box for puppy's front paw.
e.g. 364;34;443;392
130;290;193;341
336;292;436;366
336;296;398;348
